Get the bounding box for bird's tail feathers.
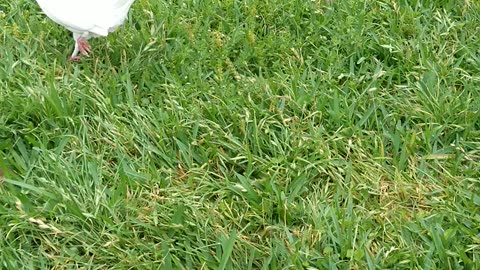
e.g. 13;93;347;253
109;0;136;31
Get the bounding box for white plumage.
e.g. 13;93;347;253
35;0;136;60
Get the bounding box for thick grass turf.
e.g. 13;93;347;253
0;0;479;269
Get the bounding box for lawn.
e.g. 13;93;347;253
0;0;479;269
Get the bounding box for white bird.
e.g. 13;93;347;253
35;0;136;61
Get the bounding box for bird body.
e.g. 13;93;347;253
35;0;136;60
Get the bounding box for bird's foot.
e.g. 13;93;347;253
68;56;82;62
77;38;91;56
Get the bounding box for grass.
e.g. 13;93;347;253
1;0;479;268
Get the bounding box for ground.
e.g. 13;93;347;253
0;0;479;269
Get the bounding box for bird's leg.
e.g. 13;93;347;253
77;38;91;56
69;37;91;61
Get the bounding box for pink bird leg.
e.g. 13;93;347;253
69;37;91;61
78;38;91;55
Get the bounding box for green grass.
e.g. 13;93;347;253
1;0;479;268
